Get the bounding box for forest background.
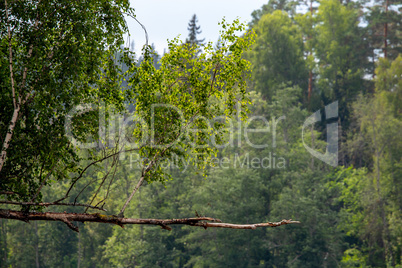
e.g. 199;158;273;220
0;0;401;267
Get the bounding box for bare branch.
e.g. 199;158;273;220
91;152;121;211
85;151;119;211
190;219;301;229
30;163;57;202
0;201;106;211
118;144;169;216
0;191;21;196
118;175;145;217
0;209;299;233
210;62;221;95
64;148;139;199
123;12;148;47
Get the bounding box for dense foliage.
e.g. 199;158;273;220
1;0;401;267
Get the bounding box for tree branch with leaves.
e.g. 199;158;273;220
0;1;299;231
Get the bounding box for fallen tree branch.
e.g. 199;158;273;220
0;209;300;232
190;220;300;229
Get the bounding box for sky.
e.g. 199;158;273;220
127;0;268;55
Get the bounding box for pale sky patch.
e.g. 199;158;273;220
126;0;268;55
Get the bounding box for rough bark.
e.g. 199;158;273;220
0;209;299;232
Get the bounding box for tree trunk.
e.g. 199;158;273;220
371;118;393;265
1;219;7;268
0;107;20;172
77;226;82;268
383;0;388;58
34;222;40;268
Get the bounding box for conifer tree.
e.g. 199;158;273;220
186;14;205;46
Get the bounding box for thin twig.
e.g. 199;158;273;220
85;150;119;211
30;163;57;202
0;201;106;211
0;191;21;196
118;110;200;216
123;12;148;47
64;148;139;199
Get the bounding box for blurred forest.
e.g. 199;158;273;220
1;0;401;267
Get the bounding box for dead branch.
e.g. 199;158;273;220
190;220;300;229
0;209;300;232
64;148;139;199
0;201;106;211
0;191;21;196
